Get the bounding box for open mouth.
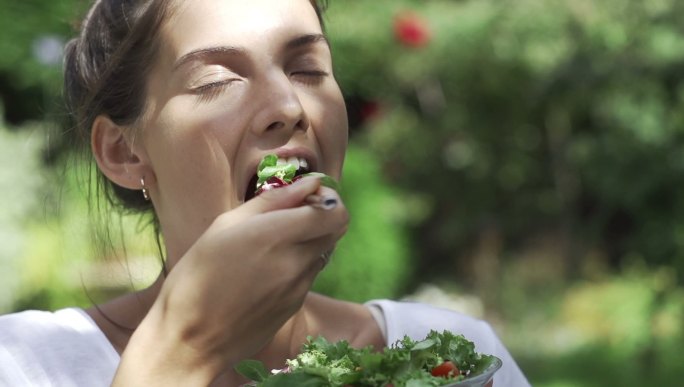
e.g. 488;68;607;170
244;156;312;201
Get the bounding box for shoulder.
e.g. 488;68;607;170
0;308;119;386
366;299;493;344
366;299;531;387
306;293;385;349
0;308;113;349
2;307;95;331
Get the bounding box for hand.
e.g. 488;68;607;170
112;177;348;386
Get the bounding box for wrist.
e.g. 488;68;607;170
112;303;226;386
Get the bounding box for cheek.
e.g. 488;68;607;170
317;86;349;175
144;99;245;206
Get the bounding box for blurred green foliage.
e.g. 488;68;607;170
0;122;46;311
313;145;412;301
510;265;684;386
3;0;684;386
327;0;684;287
0;1;86;125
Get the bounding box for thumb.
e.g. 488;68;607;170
237;175;322;215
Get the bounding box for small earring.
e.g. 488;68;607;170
140;177;150;201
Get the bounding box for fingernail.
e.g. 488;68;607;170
305;194;338;210
321;197;338;210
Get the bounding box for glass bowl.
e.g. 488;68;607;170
443;356;502;387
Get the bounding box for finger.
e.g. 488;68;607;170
304;185;341;211
254;196;349;243
306;241;337;273
295;234;339;263
292;238;340;291
219;176;322;224
315;185;339;198
257;175;324;210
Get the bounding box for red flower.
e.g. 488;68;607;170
360;101;382;122
394;11;431;48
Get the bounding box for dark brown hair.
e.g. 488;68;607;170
63;0;329;216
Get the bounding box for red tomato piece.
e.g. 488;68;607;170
266;176;288;186
431;361;460;378
255;176;289;196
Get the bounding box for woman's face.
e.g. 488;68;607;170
138;0;348;258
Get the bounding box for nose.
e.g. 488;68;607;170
252;73;310;136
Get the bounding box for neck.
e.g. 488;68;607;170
253;306;313;368
89;275;317;369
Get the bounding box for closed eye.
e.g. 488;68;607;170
192;79;238;102
290;70;329;85
292;70;328;76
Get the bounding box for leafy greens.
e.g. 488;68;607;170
235;330;497;387
255;154;340;193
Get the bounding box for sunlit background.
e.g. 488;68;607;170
2;1;684;386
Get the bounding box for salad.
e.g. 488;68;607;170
254;154;340;196
235;330;500;387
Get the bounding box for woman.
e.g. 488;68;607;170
0;0;530;386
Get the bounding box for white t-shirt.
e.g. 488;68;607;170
0;300;530;386
0;308;118;387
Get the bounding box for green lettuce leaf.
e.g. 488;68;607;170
255;154;340;192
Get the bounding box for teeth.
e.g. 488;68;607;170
276;157;308;171
287;156;300;170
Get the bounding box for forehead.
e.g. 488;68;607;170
163;0;322;57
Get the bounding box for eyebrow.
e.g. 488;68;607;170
173;46;246;71
286;33;329;50
172;33;329;71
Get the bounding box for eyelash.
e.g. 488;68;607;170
195;80;234;93
193;80;236;102
293;70;328;76
192;69;329;102
291;70;329;84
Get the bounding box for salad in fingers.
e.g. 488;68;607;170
254;154;339;196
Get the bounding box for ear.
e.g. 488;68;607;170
91;115;150;190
